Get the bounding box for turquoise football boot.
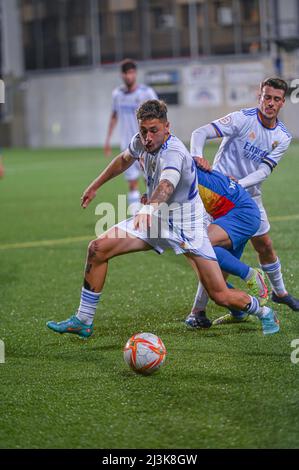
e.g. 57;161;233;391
260;308;280;336
46;315;94;338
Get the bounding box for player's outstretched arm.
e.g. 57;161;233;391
81;150;135;208
190;123;218;159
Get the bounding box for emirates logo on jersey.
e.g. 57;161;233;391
272;141;279;150
248;131;256;140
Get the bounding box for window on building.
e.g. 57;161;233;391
119;11;134;32
210;0;234;54
240;0;261;53
65;0;92;66
148;0;176;58
19;0;265;69
241;0;259;22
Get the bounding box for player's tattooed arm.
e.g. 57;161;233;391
149;179;175;205
133;179;174;232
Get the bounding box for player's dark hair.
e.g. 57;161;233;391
136;100;167;122
121;58;137;73
260;77;288;95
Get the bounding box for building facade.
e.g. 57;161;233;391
20;0;280;70
1;0;299;146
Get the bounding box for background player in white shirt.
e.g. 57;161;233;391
191;77;299;314
104;59;158;212
47;100;279;338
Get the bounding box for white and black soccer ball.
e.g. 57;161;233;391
123;332;167;374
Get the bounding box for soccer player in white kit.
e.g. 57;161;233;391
191;77;299;317
47;100;279;338
104;59;158;212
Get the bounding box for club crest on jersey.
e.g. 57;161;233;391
272;141;279;150
248;131;256;140
219;115;232;126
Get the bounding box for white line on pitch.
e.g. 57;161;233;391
0;214;298;251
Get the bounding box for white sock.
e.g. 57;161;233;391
256;306;271;319
245;295;263;317
191;282;209;314
245;296;272;319
261;258;287;296
128;190;141;215
244;267;255;282
76;287;101;325
128;190;140;205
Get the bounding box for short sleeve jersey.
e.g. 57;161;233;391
112;84;158;151
128;133;205;230
128;134;200;205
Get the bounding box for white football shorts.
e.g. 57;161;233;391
252;195;270;237
115;215;216;260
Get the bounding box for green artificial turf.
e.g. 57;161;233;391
0;144;298;449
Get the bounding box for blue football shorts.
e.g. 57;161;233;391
212;200;261;260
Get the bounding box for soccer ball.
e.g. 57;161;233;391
123;332;167;374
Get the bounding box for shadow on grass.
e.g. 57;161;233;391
180;326;258;336
174;371;246;384
119;369;162;379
